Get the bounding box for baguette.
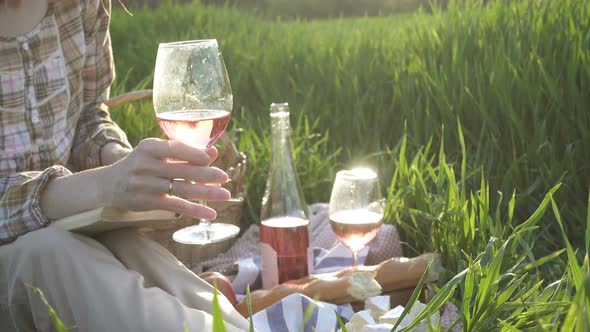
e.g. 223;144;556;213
372;253;441;291
235;253;440;317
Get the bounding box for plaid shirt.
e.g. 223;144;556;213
0;0;131;244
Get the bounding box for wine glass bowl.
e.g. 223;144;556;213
153;40;232;119
153;39;239;245
328;168;384;267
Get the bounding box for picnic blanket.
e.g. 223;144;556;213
192;203;460;331
192;203;404;293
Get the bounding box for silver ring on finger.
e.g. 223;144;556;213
168;178;175;196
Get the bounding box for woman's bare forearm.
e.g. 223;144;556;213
39;166;112;220
39;142;131;220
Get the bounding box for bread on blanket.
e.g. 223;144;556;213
235;253;440;316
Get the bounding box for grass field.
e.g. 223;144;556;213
126;0;435;18
106;0;590;329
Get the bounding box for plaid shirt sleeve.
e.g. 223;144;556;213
0;166;72;244
69;0;131;171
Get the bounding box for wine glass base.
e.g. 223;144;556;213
172;223;240;245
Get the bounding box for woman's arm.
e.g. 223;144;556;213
39;139;230;221
1;139;230;245
38;165;110;220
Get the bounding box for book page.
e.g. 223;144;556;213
51;208;180;235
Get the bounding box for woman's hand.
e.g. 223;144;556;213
100;138;230;220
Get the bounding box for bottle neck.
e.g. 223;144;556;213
271;112;292;159
262;111;308;221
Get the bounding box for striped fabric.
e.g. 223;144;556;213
250;289;463;332
252;293;355;332
0;0;131;244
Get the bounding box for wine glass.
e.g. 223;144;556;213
153;39;239;245
329;168;384;267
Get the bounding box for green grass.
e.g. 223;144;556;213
386;134;582;330
103;0;590;329
124;0;437;19
211;281;228;332
110;0;590;249
31;286;70;332
199;0;436;19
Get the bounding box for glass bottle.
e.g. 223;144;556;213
259;103;312;289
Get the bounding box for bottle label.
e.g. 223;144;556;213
260;242;279;289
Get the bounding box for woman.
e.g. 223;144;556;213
0;0;249;330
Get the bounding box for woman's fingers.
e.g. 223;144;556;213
131;140;228;183
135;193;218;220
169;179;230;201
107;138;231;217
138;138;212;165
130;176;231;201
147;161;228;184
206;146;219;164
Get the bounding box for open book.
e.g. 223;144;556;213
51;208;180;235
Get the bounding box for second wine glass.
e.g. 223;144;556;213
329;168;384;267
153;39;239;245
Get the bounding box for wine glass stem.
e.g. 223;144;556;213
352;250;359;268
198;199;211;240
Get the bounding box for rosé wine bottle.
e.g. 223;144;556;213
259;103;312;289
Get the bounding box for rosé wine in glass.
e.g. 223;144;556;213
329;209;383;253
156;109;231;149
328;168;384;267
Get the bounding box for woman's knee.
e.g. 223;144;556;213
11;227;77;260
2;228;83;309
8;227;112;274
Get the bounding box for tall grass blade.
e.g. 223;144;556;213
515;249;565;274
551;198;584;290
586;188;590;261
335;310;349;332
508;190;516;227
300;298;318;332
246;285;255;332
457;116;466;200
30;286;69;332
390;255;438;332
398;268;468;332
498;319;522;332
211;281;227;332
514;183;561;233
559;276;588;332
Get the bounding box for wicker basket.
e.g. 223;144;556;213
106;90;247;266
